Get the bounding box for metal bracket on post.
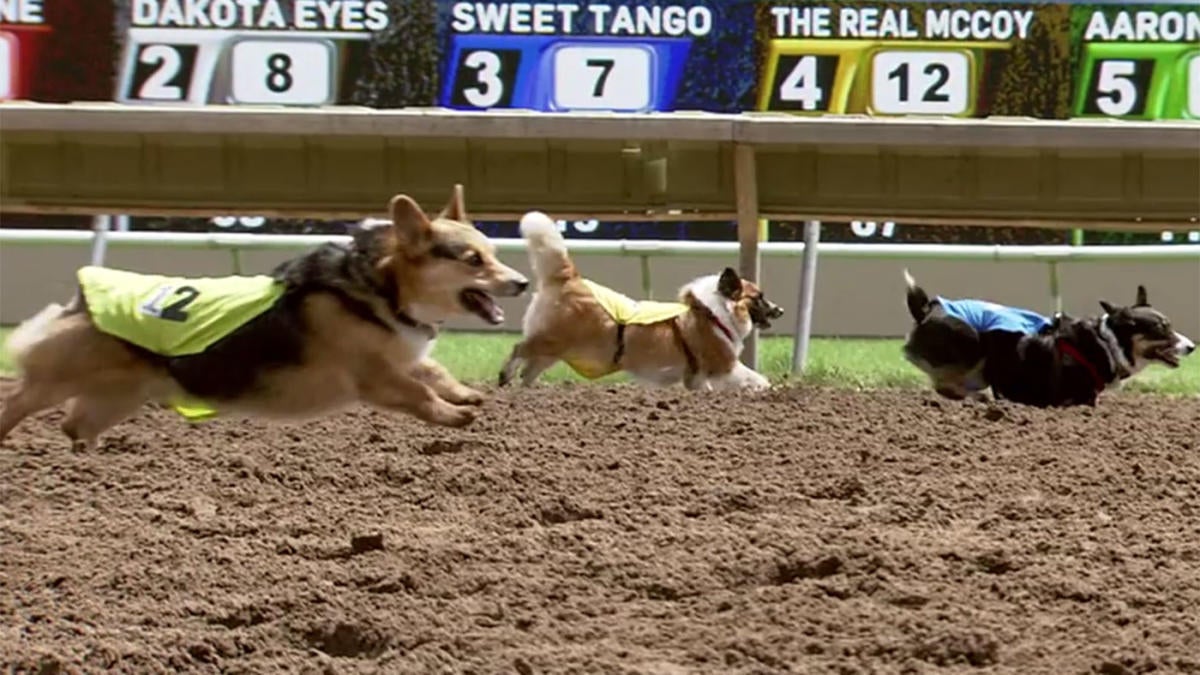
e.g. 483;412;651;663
1048;260;1062;316
791;220;822;375
734;143;760;369
89;215;111;267
640;255;653;300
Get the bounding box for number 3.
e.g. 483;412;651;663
1094;60;1138;116
464;50;503;108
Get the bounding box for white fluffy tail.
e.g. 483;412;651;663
4;303;64;371
519;211;575;285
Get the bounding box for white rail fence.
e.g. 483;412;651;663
2;228;1197;373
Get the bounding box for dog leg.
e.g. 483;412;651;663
498;342;526;387
60;390;148;452
363;370;476;428
500;338;561;387
0;381;71;446
410;358;485;406
518;356;558;386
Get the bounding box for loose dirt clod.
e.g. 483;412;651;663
350;533;384;554
2;380;1198;673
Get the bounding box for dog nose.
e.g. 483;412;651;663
512;278;530;294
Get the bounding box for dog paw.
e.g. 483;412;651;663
451;387;487;406
430;403;477;428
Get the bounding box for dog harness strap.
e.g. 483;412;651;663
1057;339;1106;392
377;273;437;338
613;324;626;365
670;318;699;378
690;302;736;345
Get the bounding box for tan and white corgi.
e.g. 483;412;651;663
499;211;782;390
1;186;529;451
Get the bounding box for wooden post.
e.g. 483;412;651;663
734;143;760;369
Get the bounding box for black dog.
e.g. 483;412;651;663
902;271;1195;407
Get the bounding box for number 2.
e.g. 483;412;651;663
138;45;183;100
142;285;200;323
586;58;614;97
463;50;503;108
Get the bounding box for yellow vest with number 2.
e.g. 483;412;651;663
78;266;284;422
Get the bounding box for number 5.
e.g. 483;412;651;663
1095;60;1137;116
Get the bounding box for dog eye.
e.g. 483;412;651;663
464;251;484;267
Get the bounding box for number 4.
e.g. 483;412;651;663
780;55;823;111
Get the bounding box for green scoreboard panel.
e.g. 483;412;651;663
756;1;1200;121
1074;8;1198;120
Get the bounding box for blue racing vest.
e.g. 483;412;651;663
937;297;1050;335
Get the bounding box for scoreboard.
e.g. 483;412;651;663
1;0;1196;245
114;1;389;105
439;3;735;113
0;0;49;101
756;2;1199;121
1073;10;1199;120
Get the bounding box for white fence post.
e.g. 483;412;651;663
791;221;822;375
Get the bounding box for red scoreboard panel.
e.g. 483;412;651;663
0;0;50;100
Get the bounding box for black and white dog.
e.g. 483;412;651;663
902;270;1195;407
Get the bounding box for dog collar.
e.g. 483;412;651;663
1097;314;1133;378
394;308;437;339
687;300;738;346
709;313;736;345
1057;339;1106;392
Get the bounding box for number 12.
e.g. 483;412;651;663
888;62;950;103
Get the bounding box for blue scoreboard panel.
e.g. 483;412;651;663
442;35;691;112
438;2;735;113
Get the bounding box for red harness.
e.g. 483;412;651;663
708;313;736;345
1057;339;1106;392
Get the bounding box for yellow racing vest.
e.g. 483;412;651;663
565;279;689;379
78;266;285;421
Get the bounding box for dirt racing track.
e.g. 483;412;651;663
2;381;1199;674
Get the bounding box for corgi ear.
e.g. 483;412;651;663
1099;300;1118;315
389;194;432;249
438;184;468;223
718;267;742;299
1135;285;1149;307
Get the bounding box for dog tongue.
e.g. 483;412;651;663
464;290;504;325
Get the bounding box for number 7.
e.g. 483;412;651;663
586;58;615;97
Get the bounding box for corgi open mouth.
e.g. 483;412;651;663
460;289;504;325
1151;344;1181;368
750;305;784;330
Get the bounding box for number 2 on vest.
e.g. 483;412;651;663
141;285;200;322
